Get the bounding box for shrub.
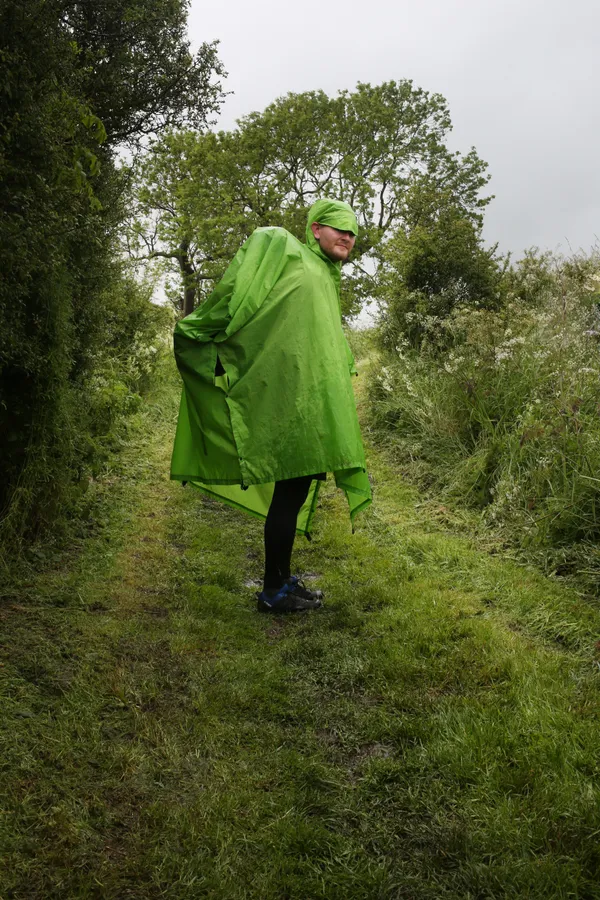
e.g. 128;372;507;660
0;266;171;549
370;249;600;587
344;325;376;362
377;203;506;353
0;0;211;551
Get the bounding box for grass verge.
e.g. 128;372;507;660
1;359;599;898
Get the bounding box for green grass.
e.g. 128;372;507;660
1;361;600;898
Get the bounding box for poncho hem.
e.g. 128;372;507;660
182;479;323;538
171;463;368;488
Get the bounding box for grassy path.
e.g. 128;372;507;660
1;367;600;898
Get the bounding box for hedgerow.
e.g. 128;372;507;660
370;249;600;590
0;0;222;553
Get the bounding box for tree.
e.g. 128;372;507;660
130;81;491;318
128;130;256;316
377;180;506;350
59;0;225;148
0;0;224;541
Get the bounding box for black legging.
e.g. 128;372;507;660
263;475;314;591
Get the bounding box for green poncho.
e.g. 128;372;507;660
171;198;372;536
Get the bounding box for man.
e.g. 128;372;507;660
171;198;372;613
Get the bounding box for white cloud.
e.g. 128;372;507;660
189;0;600;257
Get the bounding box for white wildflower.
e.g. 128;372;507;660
444;354;465;374
379;365;393;392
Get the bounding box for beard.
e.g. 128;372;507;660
322;244;351;263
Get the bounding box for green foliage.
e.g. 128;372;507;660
0;0;222;547
77;276;172;445
370;248;600;590
344;325;376;362
131;81;491;318
377;192;507;351
60;0;225;148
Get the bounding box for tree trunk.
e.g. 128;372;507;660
178;240;196;317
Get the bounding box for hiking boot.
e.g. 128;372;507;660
256;579;323;613
285;576;324;601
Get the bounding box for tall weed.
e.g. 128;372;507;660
370;250;600;587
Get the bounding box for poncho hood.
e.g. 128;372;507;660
303;198;359;298
306;198;359;266
306;197;358;238
171;199;371;536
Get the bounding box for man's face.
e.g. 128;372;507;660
311;223;356;262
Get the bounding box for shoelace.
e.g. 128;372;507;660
289;578;316;599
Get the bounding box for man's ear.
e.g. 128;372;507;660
311;222;321;240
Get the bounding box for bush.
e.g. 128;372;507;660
370;249;600;588
0;263;171;549
377;203;506;353
76;276;173;461
0;0;208;552
344;325;376;362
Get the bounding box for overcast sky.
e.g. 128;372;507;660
188;0;598;259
